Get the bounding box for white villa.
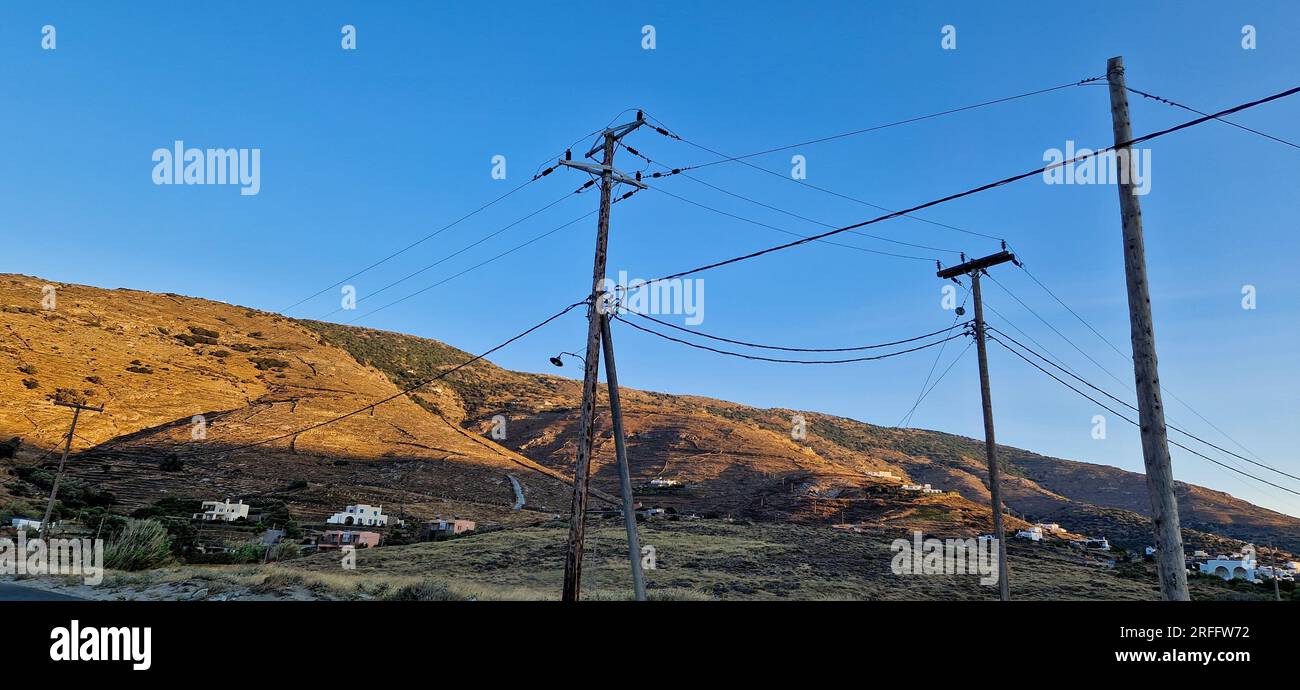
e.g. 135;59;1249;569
865;471;898;480
327;504;388;527
648;479;681;488
901;483;944;494
193;499;250;522
1035;522;1066;534
1200;552;1261;583
1015;527;1044;542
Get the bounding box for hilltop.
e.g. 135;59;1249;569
1;272;1295;568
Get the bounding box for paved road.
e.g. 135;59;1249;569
0;582;86;601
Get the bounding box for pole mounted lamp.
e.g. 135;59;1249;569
549;352;585;368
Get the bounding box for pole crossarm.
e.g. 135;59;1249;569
936;250;1017;280
583;117;646;157
558;159;648;189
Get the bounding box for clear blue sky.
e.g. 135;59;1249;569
3;2;1298;517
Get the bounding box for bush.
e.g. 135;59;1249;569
386;579;464;601
248;357;290;371
188;326;220;339
104;518;172;570
268;542;300;562
0;437;20;459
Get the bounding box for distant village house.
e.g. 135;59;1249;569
326;504;388;527
422;519;476;541
317;530;381;550
193;498;249;522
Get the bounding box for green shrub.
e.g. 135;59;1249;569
248;357;290;371
268;542;300;562
104;518;172;570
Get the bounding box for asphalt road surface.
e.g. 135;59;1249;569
0;581;86;601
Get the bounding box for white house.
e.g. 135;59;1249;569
1015;527;1043;542
10;517;43;530
648;479;681;488
327;504;388;527
193;498;250;522
1035;522;1066;534
1200;552;1261;583
865;471;898;480
1073;537;1111;551
901;483;942;494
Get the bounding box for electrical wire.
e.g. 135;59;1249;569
316;188;581;319
614;314;970;364
666;77;1106;172
625;83;1300;291
186;300;589;456
622;308;969;352
989;334;1300;498
340;210;598;325
990;325;1300;484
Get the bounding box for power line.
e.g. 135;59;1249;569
340;209;598;324
186;300;589;456
663;77;1106;172
625;83;1300;291
986;269;1285;492
1014;261;1278;476
614;313;970;364
638;126;1006;245
316;188;582;319
647;184;938;262
664;165;965;255
971;281;1292;502
989;334;1300;498
989;325;1300;484
280;172;556;314
896;336;975;428
622;308;969;352
1121;84;1300;150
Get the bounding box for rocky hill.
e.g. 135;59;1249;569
2;273;1295;558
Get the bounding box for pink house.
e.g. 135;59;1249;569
317;530;381;550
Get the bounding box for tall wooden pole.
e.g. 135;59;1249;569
40;400;103;541
938;250;1016;601
600;313;647;601
1107;56;1190;601
562;131;618;602
971;271;1011;601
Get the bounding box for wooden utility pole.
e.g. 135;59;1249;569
600;313;647;600
938;250;1016;601
1107;55;1190;601
40;400;103;540
560;114;647;601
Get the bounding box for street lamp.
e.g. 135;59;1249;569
549;352;585;368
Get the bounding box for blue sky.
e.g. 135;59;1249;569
3;2;1298;517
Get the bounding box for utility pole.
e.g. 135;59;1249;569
1107;55;1190;601
938;249;1016;601
40;400;103;541
560;114;648;601
600;313;647;600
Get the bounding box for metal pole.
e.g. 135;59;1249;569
971;270;1011;602
600;313;647;601
1107;55;1190;601
562;131;617;602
